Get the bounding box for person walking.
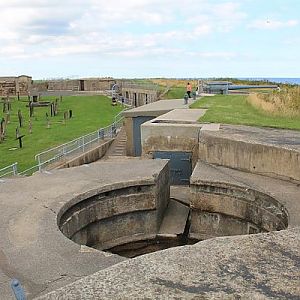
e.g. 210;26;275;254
186;82;192;98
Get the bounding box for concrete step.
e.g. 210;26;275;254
104;126;127;157
158;199;190;236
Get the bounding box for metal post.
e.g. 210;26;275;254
12;163;18;176
82;136;85;152
184;93;189;105
37;155;42;172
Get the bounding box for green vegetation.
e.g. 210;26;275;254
190;95;300;130
163;86;186;99
0;95;123;171
256;86;300;115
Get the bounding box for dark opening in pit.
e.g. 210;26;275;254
106;236;199;258
58;184;288;260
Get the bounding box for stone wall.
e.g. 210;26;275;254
121;87;158;107
0;75;32;96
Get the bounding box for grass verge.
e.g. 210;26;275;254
190;95;300;130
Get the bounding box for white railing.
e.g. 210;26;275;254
0;110;126;177
0;162;18;178
35;114;124;172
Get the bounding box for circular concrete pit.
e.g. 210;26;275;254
58;178;289;258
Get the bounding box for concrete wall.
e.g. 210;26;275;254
189;162;289;240
199;132;300;182
141;122;202;168
47;79;116;91
58;162;170;250
57;140;113;169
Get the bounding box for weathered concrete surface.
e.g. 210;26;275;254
36;227;300;299
170;186;191;206
122;99;192;118
0;159;169;299
124;99;194;156
199;124;300;182
190;161;300;240
152;108;206;123
158;199;189;236
141;110;205;167
56;139;113;169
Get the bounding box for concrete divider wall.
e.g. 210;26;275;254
199;133;300;182
141;123;201;168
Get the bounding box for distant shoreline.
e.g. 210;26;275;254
238;78;300;85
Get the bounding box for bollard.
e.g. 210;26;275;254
11;279;26;300
184;93;189;105
192;91;196;100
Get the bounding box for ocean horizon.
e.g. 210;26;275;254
238;78;300;85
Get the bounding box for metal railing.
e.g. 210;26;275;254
0;110;126;177
35;118;123;172
0;162;18;178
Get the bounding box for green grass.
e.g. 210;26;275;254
0;95;123;171
162;87;186;99
190;95;300;130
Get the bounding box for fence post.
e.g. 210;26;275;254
82;136;85;152
37;155;42;172
12;163;18;176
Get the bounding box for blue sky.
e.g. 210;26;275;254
0;0;299;79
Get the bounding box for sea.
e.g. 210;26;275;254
238;78;300;85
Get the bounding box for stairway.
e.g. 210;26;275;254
105;127;127;157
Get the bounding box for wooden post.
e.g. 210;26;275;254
29;101;34;118
29;119;32;134
17;109;23;127
0;118;4;142
15;127;25;148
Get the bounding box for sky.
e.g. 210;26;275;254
0;0;299;79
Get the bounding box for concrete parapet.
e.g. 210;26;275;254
199;124;300;182
190;161;300;240
36;227;300;299
0;158;169;299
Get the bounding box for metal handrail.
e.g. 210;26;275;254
0;162;18;178
0;110;126;177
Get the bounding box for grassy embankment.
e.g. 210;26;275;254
149;79;198;99
0;95;123;171
248;86;300;117
190;94;300;130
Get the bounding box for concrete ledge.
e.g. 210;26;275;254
0;159;169;299
36;227;300;299
190;161;300;235
57;139;113;169
199;124;300;182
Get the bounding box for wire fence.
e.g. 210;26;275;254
0;110;126;178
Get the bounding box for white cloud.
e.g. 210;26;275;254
0;0;270;75
248;19;299;30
